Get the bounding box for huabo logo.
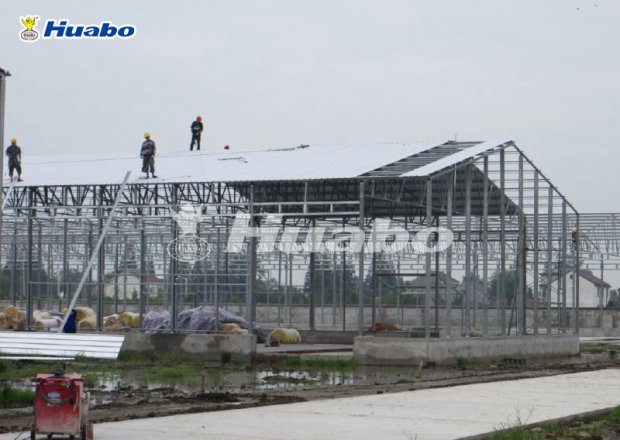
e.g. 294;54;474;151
19;16;39;41
19;15;135;42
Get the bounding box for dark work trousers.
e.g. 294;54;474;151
190;133;201;151
141;155;155;175
8;159;21;178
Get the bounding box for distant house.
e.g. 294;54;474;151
409;273;460;293
406;273;461;304
103;271;164;299
542;269;610;308
456;277;490;306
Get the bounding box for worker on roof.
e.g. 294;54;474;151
5;137;23;182
140;132;157;178
190;115;204;151
572;227;578;250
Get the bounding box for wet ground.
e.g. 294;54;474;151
1;340;619;435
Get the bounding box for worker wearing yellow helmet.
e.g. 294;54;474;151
5;137;23;182
139;132;157;178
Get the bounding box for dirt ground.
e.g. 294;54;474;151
1;350;619;435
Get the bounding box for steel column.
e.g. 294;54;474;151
465;166;472;336
517;155;524;335
561;200;567;333
425;178;432;339
446;171;454;338
26;189;33;329
482;156;489;336
499;149;506;335
357;181;365;336
139;225;146;329
546;187;553;334
533;171;539;335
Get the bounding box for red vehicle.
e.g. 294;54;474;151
32;370;93;440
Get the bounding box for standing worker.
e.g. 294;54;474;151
5;138;23;182
190;115;204;151
140;132;157;178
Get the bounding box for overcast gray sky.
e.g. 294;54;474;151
1;0;618;212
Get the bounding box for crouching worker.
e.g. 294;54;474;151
62;309;77;333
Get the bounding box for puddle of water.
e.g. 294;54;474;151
256;370;355;389
84;368;357;392
11;351;614;396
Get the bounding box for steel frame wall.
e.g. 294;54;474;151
0;143;584;336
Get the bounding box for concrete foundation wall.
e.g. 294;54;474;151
121;332;255;363
5;300;620;336
353;335;580;366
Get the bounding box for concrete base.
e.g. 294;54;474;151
121;332;255;363
353;334;580;366
298;330;358;344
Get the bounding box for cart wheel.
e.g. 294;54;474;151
80;424;87;440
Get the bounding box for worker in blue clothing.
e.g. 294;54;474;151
5;138;23;182
62;309;77;333
190;116;204;151
140;132;157;178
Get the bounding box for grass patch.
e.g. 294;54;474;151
149;366;197;382
0;362;43;381
81;371;99;386
492;425;540;440
117;351;156;363
581;342;612;354
489;406;620;439
0;385;34;408
609;348;617;360
220;352;232;364
456;357;481;369
609;406;620;423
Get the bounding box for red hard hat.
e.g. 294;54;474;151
197;116;202;122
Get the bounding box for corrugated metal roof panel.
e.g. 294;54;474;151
11;140;510;186
404;140;511;177
13;142;439;186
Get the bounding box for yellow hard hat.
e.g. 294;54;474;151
10;138;16;143
144;132;150;138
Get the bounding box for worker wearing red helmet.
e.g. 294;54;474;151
190;115;204;151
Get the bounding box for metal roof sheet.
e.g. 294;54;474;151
404;140;511;177
10;140;510;187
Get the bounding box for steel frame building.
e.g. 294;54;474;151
0;140;584;336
